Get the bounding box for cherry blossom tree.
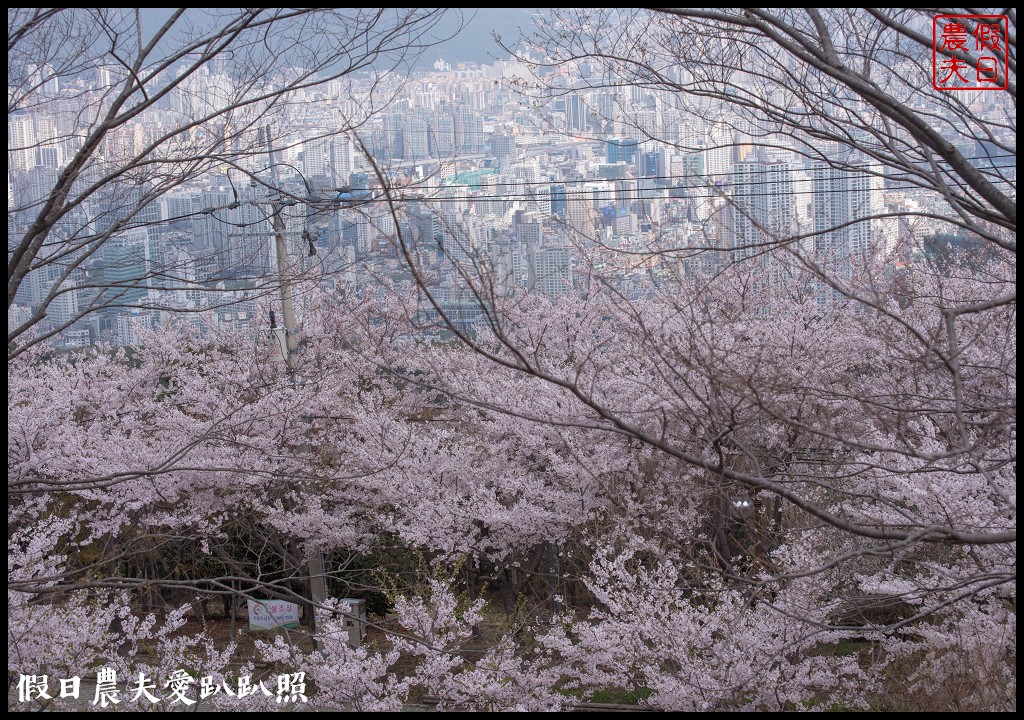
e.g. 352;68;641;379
342;6;1016;709
8;257;1015;709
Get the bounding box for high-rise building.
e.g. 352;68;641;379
330;135;352;179
302;137;330;178
529;245;574;297
453;107;484;153
8;113;36;172
730;160;793;259
490;133;516;161
811;162;876;262
515;220;542;247
607;138;640;164
565;190;596;240
384;110;405;159
406;115;430;160
566;93;588;133
95;226;152;308
429;111;455;157
549;184;568;218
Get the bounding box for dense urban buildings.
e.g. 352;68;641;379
9;9;1015;713
10;42;1008;346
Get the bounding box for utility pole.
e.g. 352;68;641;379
270;207;301;373
263;127;329;650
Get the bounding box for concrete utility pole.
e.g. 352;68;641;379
271;207;301;373
264;127;329;650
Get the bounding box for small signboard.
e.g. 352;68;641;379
247;599;301;631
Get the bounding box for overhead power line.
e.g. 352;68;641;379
9;156;1013;245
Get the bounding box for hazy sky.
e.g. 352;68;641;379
419;9;537;66
139;8;538;69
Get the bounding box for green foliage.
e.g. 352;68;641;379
557;683;655;706
328;535;422;616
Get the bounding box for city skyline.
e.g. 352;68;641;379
8;9;1015;713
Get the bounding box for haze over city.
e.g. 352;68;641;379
9;8;1015;713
